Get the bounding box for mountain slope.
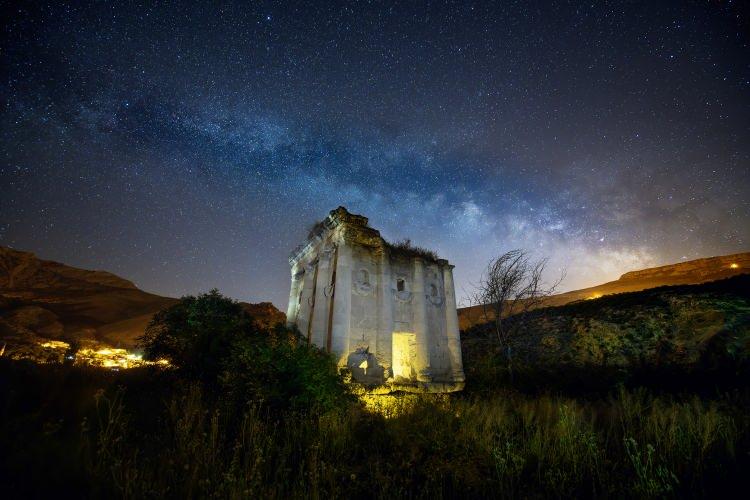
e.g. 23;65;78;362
0;247;138;291
459;251;750;330
0;246;284;349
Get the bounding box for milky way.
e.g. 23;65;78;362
2;1;748;308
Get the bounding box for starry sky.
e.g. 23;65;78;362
2;1;749;309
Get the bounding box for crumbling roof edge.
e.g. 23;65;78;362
289;207;450;267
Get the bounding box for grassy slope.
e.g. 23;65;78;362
462;274;750;392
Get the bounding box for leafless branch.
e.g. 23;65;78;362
469;249;566;348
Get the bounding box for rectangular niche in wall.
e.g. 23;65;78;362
392;332;417;382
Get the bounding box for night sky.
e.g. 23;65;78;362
2;1;748;309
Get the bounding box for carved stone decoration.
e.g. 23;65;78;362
427;293;443;307
319;247;334;264
354;281;373;296
353;268;374;296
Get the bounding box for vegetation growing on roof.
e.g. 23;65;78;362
385;238;439;262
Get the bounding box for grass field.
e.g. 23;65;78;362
1;358;748;499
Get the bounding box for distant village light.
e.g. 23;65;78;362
34;341;170;369
730;263;739;269
40;340;70;350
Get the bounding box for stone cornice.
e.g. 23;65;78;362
289;206;452;267
289;206;385;265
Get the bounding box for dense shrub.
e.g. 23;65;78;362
139;289;351;412
385;238;439;262
222;324;353;412
139;289;256;382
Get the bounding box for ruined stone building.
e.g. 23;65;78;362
286;207;465;393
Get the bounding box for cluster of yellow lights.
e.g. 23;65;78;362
38;341;169;369
730;263;739;269
76;347;170;369
40;340;72;350
586;293;603;300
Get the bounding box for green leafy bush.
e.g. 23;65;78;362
139;290;351;412
222;324;353;412
139;289;256;382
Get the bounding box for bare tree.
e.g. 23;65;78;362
469;249;565;375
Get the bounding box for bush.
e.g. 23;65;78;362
139;289;351;412
462;274;750;394
139;289;257;382
385;238;439;262
222;324;354;413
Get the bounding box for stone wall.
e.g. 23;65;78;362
287;207;465;393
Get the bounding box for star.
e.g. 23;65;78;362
0;1;747;307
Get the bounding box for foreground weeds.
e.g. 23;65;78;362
1;360;748;499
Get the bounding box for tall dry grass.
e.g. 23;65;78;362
75;385;747;499
1;360;747;498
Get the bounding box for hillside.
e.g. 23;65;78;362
462;274;750;390
0;246;285;351
459;251;750;330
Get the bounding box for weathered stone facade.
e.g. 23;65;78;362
287;207;465;393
